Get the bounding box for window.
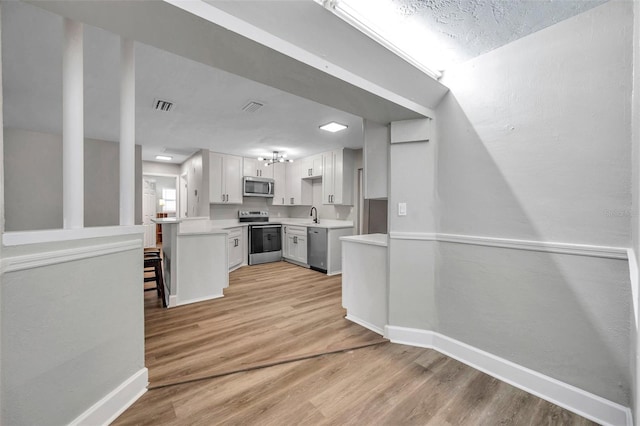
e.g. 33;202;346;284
161;188;177;213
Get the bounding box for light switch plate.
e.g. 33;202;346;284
398;202;407;216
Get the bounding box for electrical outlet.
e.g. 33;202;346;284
398;203;407;216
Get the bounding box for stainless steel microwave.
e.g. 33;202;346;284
243;176;274;197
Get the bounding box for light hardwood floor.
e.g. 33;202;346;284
144;261;386;388
114;261;595;425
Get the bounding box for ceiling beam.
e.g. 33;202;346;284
27;0;446;124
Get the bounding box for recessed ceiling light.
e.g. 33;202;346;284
320;122;348;133
155;155;173;161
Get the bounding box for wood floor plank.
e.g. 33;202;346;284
114;261;598;425
143;262;387;387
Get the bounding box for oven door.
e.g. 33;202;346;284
248;224;282;265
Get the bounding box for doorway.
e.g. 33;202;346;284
179;173;188;218
142;178;157;248
142;174;180;247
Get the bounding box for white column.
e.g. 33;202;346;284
119;38;135;226
63;19;84;229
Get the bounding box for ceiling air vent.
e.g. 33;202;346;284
242;101;264;113
153;98;174;112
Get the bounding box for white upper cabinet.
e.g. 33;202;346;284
210;152;243;204
285;161;312;206
322;148;355;205
243;158;274;179
300;153;323;178
272;162;287;206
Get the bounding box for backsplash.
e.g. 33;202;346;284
209;180;354;221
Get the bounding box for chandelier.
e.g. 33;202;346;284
258;151;294;166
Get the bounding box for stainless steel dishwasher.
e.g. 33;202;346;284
307;227;328;273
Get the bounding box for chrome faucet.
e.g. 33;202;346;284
310;206;318;224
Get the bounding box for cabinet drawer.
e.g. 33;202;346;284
227;227;242;239
285;225;306;236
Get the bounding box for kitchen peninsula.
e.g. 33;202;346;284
340;233;388;336
154;217;229;307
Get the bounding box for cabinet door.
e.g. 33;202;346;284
322;151;335;204
227;228;243;269
300;157;312;178
311;154;323;178
209;152;224;204
285;234;297;260
296;235;307;264
282;227;289;258
285;162;301;205
228;237;236;269
232;239;243;267
332;149;344;204
224;155;243;204
257;162;274;179
272;163;287;206
243;158;259;177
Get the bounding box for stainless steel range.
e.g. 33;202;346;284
239;210;282;265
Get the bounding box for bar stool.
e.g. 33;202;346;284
144;250;166;308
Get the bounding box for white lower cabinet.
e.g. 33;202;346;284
282;225;307;265
227;227;244;271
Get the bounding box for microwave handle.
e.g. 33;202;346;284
268;181;273;195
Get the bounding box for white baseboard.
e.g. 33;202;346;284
176;292;224;306
345;314;384;336
69;367;148;426
168;294;178;307
385;326;631;426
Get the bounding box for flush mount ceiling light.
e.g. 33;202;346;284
155;155;173;161
258;151;293;166
319;121;348;133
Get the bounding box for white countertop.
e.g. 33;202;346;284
340;233;388;247
154;217;229;236
154;217;354;233
209;218;354;230
151;217;182;224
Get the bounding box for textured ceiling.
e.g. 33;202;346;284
338;0;609;70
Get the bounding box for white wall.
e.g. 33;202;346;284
3;128;143;231
387;0;633;410
438;5;631;247
433;0;632;406
1;233;146;425
142;160;181;176
181;149;210;218
632;0;640;422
